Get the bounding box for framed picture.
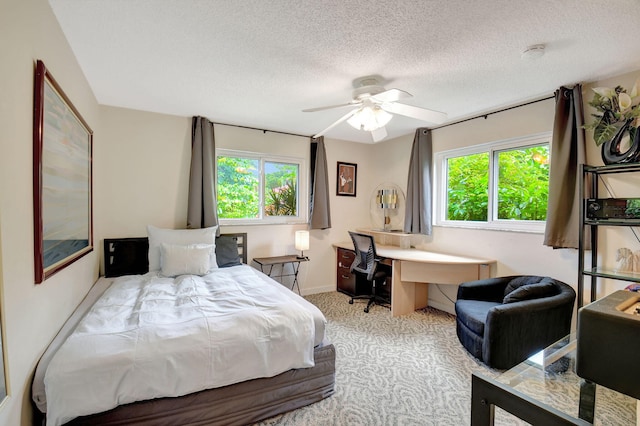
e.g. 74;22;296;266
336;161;357;197
33;60;93;284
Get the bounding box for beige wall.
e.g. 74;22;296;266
96;106;377;294
0;0;101;424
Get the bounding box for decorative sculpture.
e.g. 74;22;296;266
614;247;634;273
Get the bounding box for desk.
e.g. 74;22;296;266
334;242;495;317
471;334;637;425
254;255;309;294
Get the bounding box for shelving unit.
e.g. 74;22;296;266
578;163;640;308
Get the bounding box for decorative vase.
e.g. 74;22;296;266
601;120;640;164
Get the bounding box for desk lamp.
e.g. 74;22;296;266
295;230;309;259
376;189;398;231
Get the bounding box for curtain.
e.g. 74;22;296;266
309;137;331;229
543;85;588;249
187;116;219;230
403;128;433;235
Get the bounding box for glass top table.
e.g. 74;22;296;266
471;334;637;425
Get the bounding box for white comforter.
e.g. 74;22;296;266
44;266;316;426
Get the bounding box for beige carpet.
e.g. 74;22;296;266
255;291;635;426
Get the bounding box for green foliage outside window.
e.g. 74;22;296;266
497;145;549;220
447;153;489;221
217;156;298;219
217;156;260;219
264;162;297;216
446;144;549;222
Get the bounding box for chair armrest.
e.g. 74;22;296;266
456;276;513;302
483;292;576;369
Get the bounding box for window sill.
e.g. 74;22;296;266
434;222;545;234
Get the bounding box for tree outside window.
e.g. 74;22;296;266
440;135;550;232
216;153;301;222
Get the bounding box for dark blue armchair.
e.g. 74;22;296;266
455;275;576;370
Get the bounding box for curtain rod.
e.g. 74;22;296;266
430;95;555;130
211;121;311;139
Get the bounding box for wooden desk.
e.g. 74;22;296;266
334;242;496;317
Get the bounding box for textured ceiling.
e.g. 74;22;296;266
49;0;640;143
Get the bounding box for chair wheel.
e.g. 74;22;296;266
349;299;354;304
364;307;369;313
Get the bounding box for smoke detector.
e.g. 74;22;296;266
521;44;545;60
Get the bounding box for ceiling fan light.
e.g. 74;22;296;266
347;106;392;132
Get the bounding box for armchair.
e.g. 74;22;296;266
454;275;576;370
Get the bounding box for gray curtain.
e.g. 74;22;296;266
309;137;331;229
543;85;587;249
404;128;433;235
187;116;218;230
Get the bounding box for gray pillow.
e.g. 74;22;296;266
215;236;242;267
504;276;545;296
503;280;557;304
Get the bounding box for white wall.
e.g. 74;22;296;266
0;0;101;424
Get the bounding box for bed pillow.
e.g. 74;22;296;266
215;235;243;267
160;243;214;277
147;225;218;272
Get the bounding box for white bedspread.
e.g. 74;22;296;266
44;266;316;426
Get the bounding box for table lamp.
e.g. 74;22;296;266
376;188;398;231
295;230;309;259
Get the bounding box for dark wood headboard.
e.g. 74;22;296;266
103;233;247;278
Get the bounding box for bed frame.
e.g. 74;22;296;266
103;232;248;277
35;233;335;426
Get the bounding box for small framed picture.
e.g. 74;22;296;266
336;162;357;197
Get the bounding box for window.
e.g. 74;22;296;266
216;149;307;224
436;133;550;232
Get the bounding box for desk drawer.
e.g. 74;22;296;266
336;248;356;295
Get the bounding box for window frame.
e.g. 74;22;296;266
216;148;308;225
434;132;551;233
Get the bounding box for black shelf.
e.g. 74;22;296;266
584;219;640;226
578;163;640;309
583;163;640;174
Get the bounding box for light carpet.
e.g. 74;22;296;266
255;291;635;425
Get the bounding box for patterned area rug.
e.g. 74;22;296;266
255;292;635;426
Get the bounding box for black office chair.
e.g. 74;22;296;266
348;232;390;313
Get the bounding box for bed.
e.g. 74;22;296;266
32;228;335;426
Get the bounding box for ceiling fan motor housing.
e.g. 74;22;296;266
352;75;386;100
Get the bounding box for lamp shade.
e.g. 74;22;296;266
347;105;392;132
376;189;398;209
295;230;309;251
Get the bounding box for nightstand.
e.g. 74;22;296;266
253;255;309;294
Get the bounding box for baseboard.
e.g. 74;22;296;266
428;299;456;315
301;285;335;297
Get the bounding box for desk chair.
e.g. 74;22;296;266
348;232;390;313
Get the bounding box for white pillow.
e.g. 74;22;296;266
160;243;215;277
147;225;218;272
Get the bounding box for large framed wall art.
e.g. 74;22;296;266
33;60;93;284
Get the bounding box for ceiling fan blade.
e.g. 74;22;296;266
313;108;360;138
371;88;412;103
302;102;359;112
382;102;447;124
371;126;388;143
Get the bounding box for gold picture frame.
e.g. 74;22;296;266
33;60;93;284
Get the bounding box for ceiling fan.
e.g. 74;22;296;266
303;75;447;142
